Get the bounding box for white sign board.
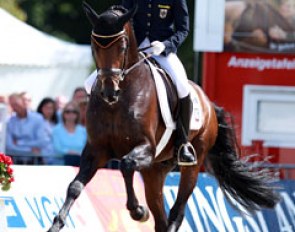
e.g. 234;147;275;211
0;166;104;232
194;0;225;52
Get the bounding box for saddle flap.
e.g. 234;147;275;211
145;59;203;156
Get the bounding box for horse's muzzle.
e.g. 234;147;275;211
99;73;122;104
101;88;120;104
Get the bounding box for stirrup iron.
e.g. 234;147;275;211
177;142;197;166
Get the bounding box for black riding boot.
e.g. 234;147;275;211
176;95;197;166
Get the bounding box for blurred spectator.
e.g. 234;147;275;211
37;98;58;124
0;95;8;153
72;87;88;103
0;95;10;117
37;97;60;165
20;91;33;110
55;95;68;122
52;101;87;166
78;98;88;126
6;93;47;164
79;99;88;126
72;87;88;126
0;95;7;104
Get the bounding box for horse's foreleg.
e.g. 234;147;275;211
167;165;200;232
141;162;174;232
47;145;101;232
120;144;153;222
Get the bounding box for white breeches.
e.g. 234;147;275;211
84;39;190;98
151;53;190;98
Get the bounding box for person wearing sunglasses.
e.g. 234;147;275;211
52;101;87;166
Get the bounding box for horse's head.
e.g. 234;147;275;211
83;2;137;104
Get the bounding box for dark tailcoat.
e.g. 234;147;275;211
122;0;189;56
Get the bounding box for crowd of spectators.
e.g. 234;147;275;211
0;87;89;167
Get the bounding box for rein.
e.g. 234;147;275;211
123;53;152;75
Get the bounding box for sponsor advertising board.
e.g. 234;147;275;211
202;52;295;171
0;166;153;232
165;172;295;232
1;166;294;231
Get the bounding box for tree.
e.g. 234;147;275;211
0;0;26;21
17;0;118;43
16;0;195;79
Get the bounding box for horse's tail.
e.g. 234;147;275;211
205;105;280;212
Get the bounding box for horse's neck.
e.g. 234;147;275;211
125;24;139;67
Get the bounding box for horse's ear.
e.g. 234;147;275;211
82;1;100;27
118;1;138;28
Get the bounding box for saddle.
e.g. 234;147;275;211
143;54;203;156
147;57;178;120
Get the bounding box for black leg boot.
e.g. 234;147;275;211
176;94;197;166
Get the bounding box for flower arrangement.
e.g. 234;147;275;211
0;153;14;191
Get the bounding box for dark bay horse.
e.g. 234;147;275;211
48;3;279;232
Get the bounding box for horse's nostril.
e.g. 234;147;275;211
100;89;119;104
115;90;120;96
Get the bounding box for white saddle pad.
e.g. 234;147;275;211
146;60;203;156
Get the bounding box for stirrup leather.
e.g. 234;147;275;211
177;142;197;166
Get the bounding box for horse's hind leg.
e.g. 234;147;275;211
167;165;200;232
47;144;102;232
120;144;153;222
141;162;174;232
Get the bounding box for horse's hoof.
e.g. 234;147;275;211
167;223;178;232
48;216;64;232
138;205;150;222
130;205;150;222
47;228;56;232
47;226;60;232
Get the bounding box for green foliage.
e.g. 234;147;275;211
17;0;119;43
14;0;195;78
0;0;26;21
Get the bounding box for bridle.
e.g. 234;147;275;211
91;29;152;81
91;29;129;81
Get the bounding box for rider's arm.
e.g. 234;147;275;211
162;0;189;56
